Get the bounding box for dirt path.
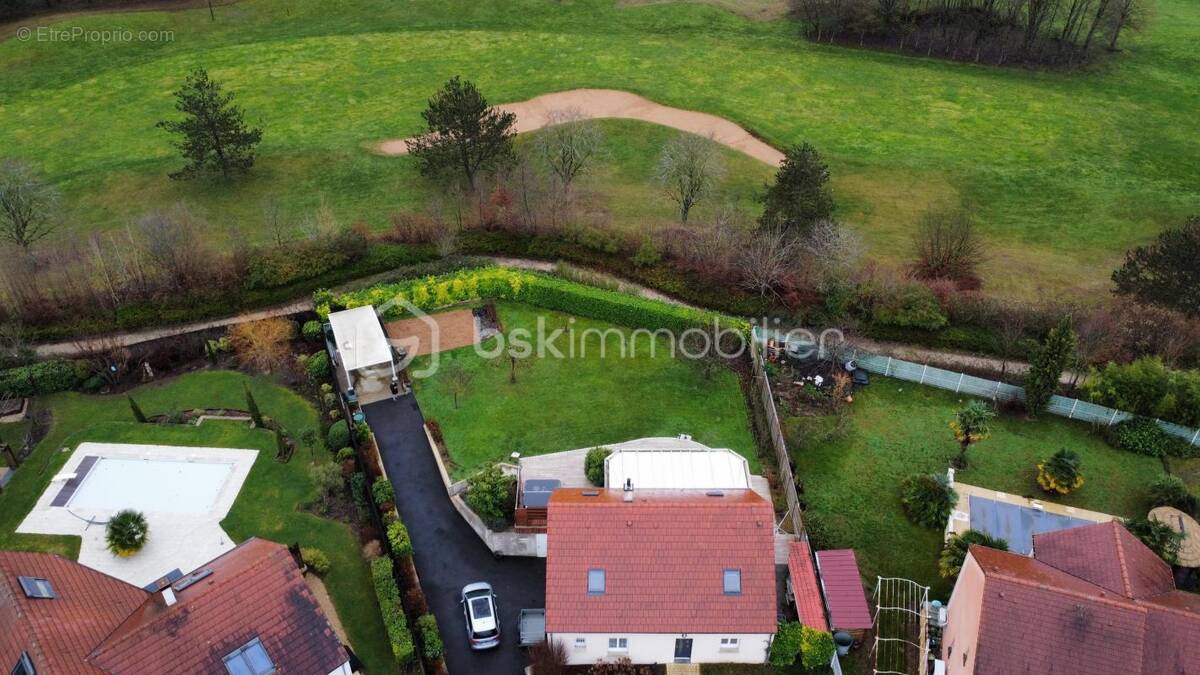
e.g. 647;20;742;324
375;89;785;166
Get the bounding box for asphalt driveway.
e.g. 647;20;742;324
364;396;545;675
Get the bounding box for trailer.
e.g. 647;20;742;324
518;608;546;647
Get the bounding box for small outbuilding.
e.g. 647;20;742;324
815;549;873;640
604;438;751;490
327;306;401;405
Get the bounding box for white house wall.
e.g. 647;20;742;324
547;632;770;666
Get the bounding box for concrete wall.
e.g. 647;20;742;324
942;553;986;675
547;632;770;666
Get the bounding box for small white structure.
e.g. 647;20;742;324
604;437;751;490
327;305;399;403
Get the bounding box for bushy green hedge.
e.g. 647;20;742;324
585;446;611;487
769;621;804;666
316;267;750;337
387;520;413;557
327;420;351;450
0;360;87;397
1084;357;1200;427
372;476;395;506
417;614;444;662
370;557;416;665
304;351;331;381
300;547;331;576
242;228;369;290
1105;417;1195;458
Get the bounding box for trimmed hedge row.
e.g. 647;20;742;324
316;267;750;336
0;360;87;398
370;557;416;666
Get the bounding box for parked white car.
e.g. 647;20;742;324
460;582;500;650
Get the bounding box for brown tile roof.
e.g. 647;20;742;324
1033;520;1175;599
787;540;828;631
86;538;348;675
545;488;776;634
965;520;1200;675
0;551;148;675
815;549;873;630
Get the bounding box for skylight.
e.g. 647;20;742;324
11;652;36;675
17;576;54;599
222;637;275;675
723;569;742;595
587;568;606;594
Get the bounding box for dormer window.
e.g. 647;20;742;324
17;576;54;599
723;569;742;595
223;637;275;675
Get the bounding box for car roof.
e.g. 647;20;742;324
468;596;497;631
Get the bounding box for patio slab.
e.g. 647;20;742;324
18;442;257;587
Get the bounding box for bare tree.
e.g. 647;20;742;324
655;133;723;223
0;159;60;254
911;206;986;281
737;225;803;298
993;301;1029;378
227;318;293;373
443;360;475;408
534;108;605;193
801;219;864;292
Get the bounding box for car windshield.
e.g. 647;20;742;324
470;596;493;620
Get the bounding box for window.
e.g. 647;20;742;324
723;569;742;595
608;637;628;652
719;637;740;651
574;637;587;650
17;577;54;600
11;652;36;675
587;568;606;594
223;638;275;675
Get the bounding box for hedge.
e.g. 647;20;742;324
316;267;750;337
0;360;87;398
416;613;444;662
370;557;416;666
1084;357;1200;427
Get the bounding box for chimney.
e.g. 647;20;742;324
623;478;634;502
162;587;177;607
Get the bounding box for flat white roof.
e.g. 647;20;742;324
604;438;750;490
328;306;393;372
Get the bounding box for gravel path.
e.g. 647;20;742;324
375;88;785;166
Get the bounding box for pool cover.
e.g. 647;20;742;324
68;458;234;515
968;495;1095;555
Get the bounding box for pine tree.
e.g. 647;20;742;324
405;77;516;190
156;68;262;180
759;142;835;237
1024;317;1077;415
244;384;263;428
128;396;147;423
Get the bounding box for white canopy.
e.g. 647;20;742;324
604;438;751;490
328;306;393;372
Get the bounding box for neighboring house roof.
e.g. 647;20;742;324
87;538;348;675
0;551;148;674
1032;519;1175;599
545;488;776;634
604;439;751;490
815;549;872;630
787;540;828;631
328;305;393;371
964;520;1200;675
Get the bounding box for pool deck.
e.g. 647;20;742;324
17;442;257;587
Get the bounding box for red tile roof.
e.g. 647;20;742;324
963;520;1200;675
1032;520;1175;599
545;488;776;634
0;551;148;674
86;538;348;675
787;540;827;631
815;549;872;630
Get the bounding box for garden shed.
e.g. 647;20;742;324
327;306;399;404
815;549;872;639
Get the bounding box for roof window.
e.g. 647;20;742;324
223;637;275;675
17;577;54;599
723;569;742;595
587;568;606;594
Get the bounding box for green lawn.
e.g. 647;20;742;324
0;371;393;673
791;377;1169;599
2;0;1198;299
411;302;757;478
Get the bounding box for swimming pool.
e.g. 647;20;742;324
67;457;235;515
968;495;1096;555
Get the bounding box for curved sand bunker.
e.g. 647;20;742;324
375;88;785;166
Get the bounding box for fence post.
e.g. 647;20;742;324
956;372;964;393
1109;409;1119;426
1192;428;1199;446
993;380;1002;399
1068;399;1078;420
920;364;928;385
885;357;892;377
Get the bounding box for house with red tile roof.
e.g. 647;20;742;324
545;488;777;665
941;520;1200;675
1;538;352;675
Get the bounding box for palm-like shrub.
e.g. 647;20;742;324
949;400;994;468
105;509;149;557
900;473;958;529
939;530;1008;579
1125;518;1183;565
1037;448;1084;495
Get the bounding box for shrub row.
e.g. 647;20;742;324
0;360;87;398
241;229;368;290
1104;417;1197;459
317;267;750;337
1084;357;1200;427
370;557;416;666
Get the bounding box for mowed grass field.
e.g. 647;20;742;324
411;302;758;478
2;0;1198;299
791;378;1169;599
